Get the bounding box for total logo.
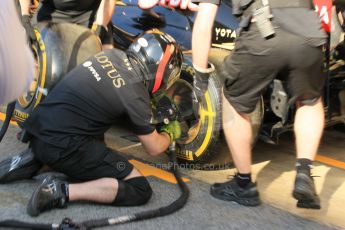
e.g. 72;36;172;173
83;61;101;82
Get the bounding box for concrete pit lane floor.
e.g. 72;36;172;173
0;120;344;230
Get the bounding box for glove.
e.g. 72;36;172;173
192;64;215;119
21;15;36;42
193;63;215;98
92;23;108;42
159;120;181;143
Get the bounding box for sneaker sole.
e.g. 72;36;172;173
27;180;47;217
0;154;41;183
293;189;321;209
210;189;261;207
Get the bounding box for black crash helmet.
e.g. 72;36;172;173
127;29;183;95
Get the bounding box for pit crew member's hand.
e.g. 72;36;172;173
138;0;159;9
21;15;36;42
139;0;199;11
193;63;215;98
158;120;181;143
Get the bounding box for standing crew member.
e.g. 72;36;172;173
0;30;183;217
19;0;115;49
210;0;327;209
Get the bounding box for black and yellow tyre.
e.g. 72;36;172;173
169;48;264;168
14;23;102;127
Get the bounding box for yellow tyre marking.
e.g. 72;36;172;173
17;44;39;108
33;29;47;108
195;91;216;157
177;149;194;161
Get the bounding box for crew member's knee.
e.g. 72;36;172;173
112;176;152;206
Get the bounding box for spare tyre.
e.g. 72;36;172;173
14;22;102;127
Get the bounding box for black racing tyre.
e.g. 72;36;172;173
14;23;102;127
169;48;264;169
169;58;222;167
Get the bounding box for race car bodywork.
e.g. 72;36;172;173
9;0;345;168
110;0;345;165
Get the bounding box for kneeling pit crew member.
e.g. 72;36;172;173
0;30;183;217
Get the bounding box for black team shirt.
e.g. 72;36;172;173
23;49;155;148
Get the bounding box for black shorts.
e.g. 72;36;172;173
30;137;133;181
222;25;325;113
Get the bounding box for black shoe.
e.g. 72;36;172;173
27;176;68;217
0;148;42;183
293;173;321;209
210;177;261;206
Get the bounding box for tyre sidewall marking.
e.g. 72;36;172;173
33;29;47;108
177;65;218;161
15;29;47;126
194;90;215;157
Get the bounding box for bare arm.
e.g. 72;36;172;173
94;0;116;27
19;0;31;15
138;0;159;9
192;3;218;69
138;130;171;156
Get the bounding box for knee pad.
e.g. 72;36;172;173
113;177;152;206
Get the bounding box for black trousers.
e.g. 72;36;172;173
30;136;133;181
